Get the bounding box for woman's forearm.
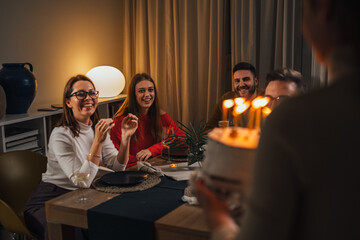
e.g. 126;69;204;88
117;135;131;165
88;140;102;166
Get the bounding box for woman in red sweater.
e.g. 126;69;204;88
110;73;186;168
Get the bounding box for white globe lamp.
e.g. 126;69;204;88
86;66;125;98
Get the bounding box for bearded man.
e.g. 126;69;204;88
205;62;264;130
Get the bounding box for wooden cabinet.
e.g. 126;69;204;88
0;94;126;155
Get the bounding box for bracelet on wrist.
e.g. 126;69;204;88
88;153;101;159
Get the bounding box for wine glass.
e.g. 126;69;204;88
73;158;92;203
162;127;170;161
162;127;178;169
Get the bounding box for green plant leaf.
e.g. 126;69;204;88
176;119;209;166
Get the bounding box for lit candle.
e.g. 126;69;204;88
248;107;255;129
250;97;270;129
233;100;250;127
261;107;272;127
222;99;234;122
234;97;246;106
170;163;178;169
262;107;272;117
248;97;259;129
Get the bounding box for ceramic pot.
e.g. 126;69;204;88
0;63;37;114
0;85;6;119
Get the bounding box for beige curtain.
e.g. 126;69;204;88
231;0;305;88
231;0;327;89
118;0;229;125
117;0;326;125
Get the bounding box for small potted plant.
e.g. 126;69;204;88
176;120;209;167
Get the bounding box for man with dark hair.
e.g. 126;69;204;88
195;0;360;239
232;62;259;99
205;62;264;130
264;68;304;109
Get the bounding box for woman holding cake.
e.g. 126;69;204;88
110;73;186;168
194;0;360;239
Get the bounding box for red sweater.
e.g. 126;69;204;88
110;113;186;168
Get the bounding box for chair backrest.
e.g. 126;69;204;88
0;150;47;236
0;198;33;236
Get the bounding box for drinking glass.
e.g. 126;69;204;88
218;120;229;128
162;127;174;163
73;158;92;203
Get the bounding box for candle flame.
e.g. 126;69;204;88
234;102;250;115
234;97;246;105
252;97;270;109
262;107;272;116
170;163;178;168
223;99;235;109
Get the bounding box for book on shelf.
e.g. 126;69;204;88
6;140;39;151
4;127;39;143
29;146;44;154
51;103;63;109
6;135;38;148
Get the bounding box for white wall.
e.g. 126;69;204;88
0;0;125;111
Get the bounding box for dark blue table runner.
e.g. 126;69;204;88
87;176;187;240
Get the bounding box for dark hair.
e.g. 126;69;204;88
113;73;161;143
265;68;304;92
232;62;258;78
55;74;100;137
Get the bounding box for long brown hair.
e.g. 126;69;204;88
55;74;100;137
113;73;161;143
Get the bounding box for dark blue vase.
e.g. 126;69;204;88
0;85;6;119
0;63;37;114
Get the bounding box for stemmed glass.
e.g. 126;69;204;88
73;158;92;203
162;127;178;169
162;127;171;162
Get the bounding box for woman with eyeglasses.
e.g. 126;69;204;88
24;74;138;240
110;73;186;168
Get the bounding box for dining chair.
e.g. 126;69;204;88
0;150;47;239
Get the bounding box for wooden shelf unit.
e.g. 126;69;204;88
0;94;126;155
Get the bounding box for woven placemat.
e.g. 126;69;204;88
92;173;161;193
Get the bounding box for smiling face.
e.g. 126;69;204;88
65;80;98;124
265;80;298;109
233;70;258;99
135;80;155;115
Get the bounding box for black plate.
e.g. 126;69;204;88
100;171;148;186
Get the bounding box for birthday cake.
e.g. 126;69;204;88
201;127;260;193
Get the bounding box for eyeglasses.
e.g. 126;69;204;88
265;95;290;103
69;90;99;100
265;95;290;109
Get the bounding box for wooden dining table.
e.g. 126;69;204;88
45;157;210;240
